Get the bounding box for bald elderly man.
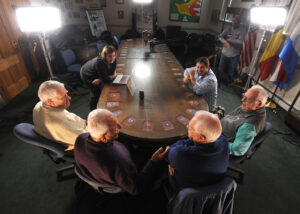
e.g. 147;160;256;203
221;85;268;156
74;109;170;195
33;80;87;151
168;111;229;189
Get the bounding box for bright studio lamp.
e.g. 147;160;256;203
244;6;287;90
16;7;62;78
250;7;287;27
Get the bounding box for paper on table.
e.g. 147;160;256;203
127;78;136;96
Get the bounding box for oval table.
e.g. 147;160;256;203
98;39;208;145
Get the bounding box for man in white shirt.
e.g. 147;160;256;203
33;80;88;151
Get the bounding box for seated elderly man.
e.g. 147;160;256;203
221;85;268;156
183;57;218;112
168;111;229;189
33;80;87;151
74;109;169;195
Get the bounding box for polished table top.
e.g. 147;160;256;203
98;39;208;143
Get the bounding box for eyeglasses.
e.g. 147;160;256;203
242;93;258;103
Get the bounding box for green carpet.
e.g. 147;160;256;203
0;80;299;214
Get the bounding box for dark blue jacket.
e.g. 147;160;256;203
168;136;229;189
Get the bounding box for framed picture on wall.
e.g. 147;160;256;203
118;10;124;19
169;0;202;22
115;0;124;4
86;9;107;37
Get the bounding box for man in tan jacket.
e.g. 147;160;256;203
33;80;88;150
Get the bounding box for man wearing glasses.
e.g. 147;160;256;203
221;85;268;156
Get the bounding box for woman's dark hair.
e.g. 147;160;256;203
100;45;116;60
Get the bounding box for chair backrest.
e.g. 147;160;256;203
60;49;76;66
168;177;237;214
230;122;272;162
74;165;123;194
245;121;272;158
13;123;66;158
166;25;181;40
97;40;108;52
114;35;120;47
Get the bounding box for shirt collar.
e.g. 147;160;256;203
42;102;63;112
241;107;266;118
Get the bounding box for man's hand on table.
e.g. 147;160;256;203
183;75;190;84
151;146;170;162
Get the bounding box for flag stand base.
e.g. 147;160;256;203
266;100;277;109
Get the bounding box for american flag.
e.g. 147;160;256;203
237;25;258;71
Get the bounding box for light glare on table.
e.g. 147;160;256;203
133;63;151;78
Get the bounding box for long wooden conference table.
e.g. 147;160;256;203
98;39;208;144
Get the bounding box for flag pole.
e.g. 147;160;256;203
244;29;266;91
288;88;300;112
265;69;285;109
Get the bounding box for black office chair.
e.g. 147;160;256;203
167;177;237;214
13;123;74;181
74;165;124;194
228;122;272;183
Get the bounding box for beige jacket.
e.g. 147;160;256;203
33;101;88;150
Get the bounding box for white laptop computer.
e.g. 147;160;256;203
113;74;130;85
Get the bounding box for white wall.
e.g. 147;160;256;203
28;0;216;37
101;0;133;38
102;0;214;37
156;0;211;34
30;0;100;25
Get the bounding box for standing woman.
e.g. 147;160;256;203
80;46;117;110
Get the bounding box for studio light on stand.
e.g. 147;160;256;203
16;7;62;79
244;6;287;91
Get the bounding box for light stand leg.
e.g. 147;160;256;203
244;29;266;91
40;32;55;79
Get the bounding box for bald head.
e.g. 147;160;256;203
242;85;268;111
249;85;268;106
188;111;222;143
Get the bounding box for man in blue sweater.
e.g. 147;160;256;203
168;111;229;189
74;109;169;195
